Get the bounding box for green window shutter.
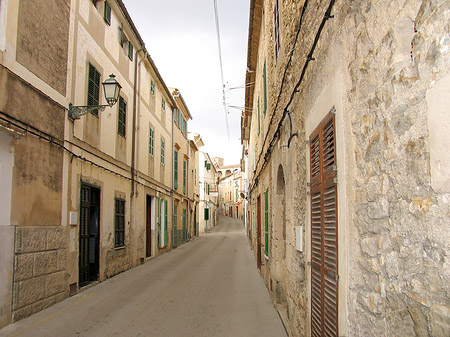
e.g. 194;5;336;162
264;189;269;257
149;127;154;155
207;183;210;195
182;209;187;242
87;64;100;116
205;160;208;168
257;96;261;135
162;97;165;110
183;160;187;194
128;42;133;61
174;150;178;189
118;96;126;137
263;60;268;115
173;205;178;246
164;200;168;247
185;120;188;136
204;208;209;221
157;198;161;247
119;23;124;46
161;139;165;164
150;80;155;95
174;109;178;124
104;1;111;25
178;111;182;128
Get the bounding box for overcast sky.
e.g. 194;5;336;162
122;0;250;166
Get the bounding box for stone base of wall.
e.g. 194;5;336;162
13;226;68;322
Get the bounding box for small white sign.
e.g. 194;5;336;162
69;212;78;226
296;226;303;252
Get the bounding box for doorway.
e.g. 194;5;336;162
146;195;152;258
79;184;100;287
257;196;262;270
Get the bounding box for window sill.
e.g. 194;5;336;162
115;245;125;250
264;255;269;261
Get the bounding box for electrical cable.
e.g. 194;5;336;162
212;0;230;142
248;0;336;194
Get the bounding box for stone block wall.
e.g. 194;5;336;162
13;226;68;321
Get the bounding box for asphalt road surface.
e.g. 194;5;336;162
0;215;287;337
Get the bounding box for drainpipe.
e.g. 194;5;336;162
171;107;175;248
131;46;145;198
131;46;145;266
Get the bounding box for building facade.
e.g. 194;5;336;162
217;164;245;219
0;0;202;326
0;0;71;326
198;151;218;233
242;0;450;336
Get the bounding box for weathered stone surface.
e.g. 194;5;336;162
14;254;34;282
45;271;66;297
430;305;450;337
34;250;57;276
17;277;45;308
15;227;46;254
56;249;66;272
47;227;66;250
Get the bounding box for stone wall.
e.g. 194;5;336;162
245;0;450;336
13;226;68;321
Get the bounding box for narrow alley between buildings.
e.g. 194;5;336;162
0;216;286;337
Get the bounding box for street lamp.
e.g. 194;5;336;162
68;74;122;120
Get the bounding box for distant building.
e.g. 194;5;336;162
198;151;218;232
217;162;245;220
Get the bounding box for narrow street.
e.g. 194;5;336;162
0;216;286;337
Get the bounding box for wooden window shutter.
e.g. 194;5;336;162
118;96;126;137
309;111;338;337
87;64;100;116
183;160;187;194
173;205;178;246
174;150;178;189
164;200;168;247
157;198;162;248
264;189;269;257
104;1;111;25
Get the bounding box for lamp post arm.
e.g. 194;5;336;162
68;103;110;120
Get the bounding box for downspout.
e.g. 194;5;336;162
131;46;145;266
171;107;175;248
131;46;145;197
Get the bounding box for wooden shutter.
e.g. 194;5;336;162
173;205;178;247
79;186;90;285
104;1;111;25
174;150;178;189
264;189;269;257
164;200;168;247
87;64;100;116
204;208;209;221
183;160;187;194
309;112;338;337
118;97;126;137
157;198;162;248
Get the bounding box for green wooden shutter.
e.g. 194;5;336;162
204;208;209;221
119;23;124;46
87;64;100;116
264;189;269;257
118;96;126;137
174;109;178;124
128;42;133;61
162;97;165;110
164;200;168;247
150;80;155;95
149;127;154;155
182;208;187;242
183;160;187;194
173;205;178;246
161;139;165;164
157;198;161;248
104;1;111;25
174;150;178;189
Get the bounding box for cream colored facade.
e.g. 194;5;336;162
0;0;203;327
198;151;218;233
242;1;450;336
217;164;244;219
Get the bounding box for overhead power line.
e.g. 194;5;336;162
213;0;230;142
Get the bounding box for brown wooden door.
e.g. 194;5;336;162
146;196;152;257
257;196;262;270
310;112;338;337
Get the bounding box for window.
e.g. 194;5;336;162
174;150;178;189
148;127;154;155
263;61;268;115
204;208;210;221
128;41;133;61
158;199;168;248
115;198;125;247
183;160;187;194
309;111;338;337
174;109;178;125
274;0;280;61
162;97;166;110
150;80;155;95
264;189;269;257
118;96;126;137
160;139;165;165
104;0;111;25
87;63;101;117
173;205;178;246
